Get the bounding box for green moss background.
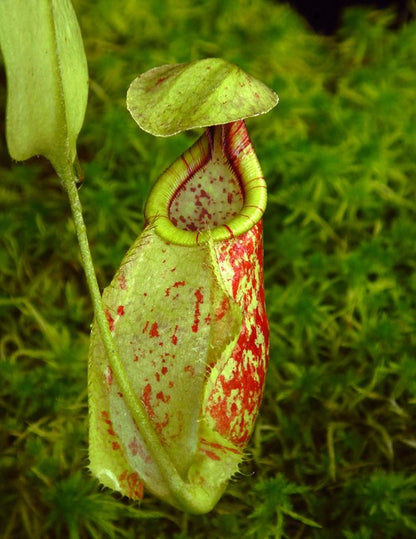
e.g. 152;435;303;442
1;1;416;537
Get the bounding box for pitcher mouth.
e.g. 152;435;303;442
144;120;267;246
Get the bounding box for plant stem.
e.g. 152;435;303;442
61;167;217;514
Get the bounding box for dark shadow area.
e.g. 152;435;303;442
288;0;413;33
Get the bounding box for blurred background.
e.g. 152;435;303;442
291;0;412;33
1;1;415;537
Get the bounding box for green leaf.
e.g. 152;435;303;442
127;58;278;136
0;0;88;176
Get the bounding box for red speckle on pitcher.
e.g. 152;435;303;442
207;222;269;447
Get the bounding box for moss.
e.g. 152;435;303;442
1;1;415;536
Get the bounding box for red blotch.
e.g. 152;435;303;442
192;288;204;333
112;441;120;450
197;207;212;221
156;391;170;403
184;364;195;376
215;297;229;321
101;410;110;420
142;383;156;420
201;438;240;455
106;366;113;386
161;366;168;375
119;471;143;499
117;305;125;316
201;449;220;461
171;324;179;345
101;410;116;438
155;413;170;434
105;309;114;332
129;437;139;456
118;274;127;290
149;322;159;337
